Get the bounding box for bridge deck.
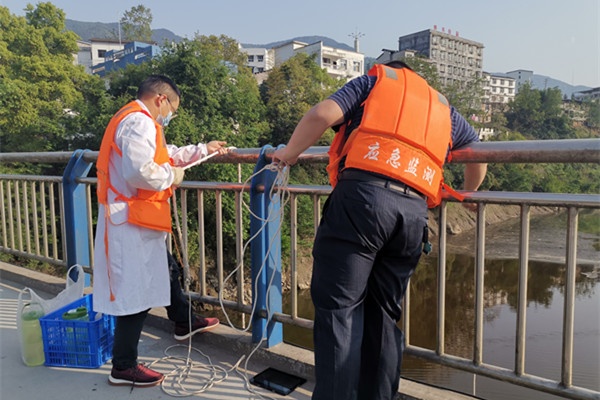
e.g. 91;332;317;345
0;262;475;400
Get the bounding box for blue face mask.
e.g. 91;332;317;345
156;99;173;127
157;110;173;127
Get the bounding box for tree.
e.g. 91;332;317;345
442;77;486;125
119;5;152;42
194;34;247;67
261;53;344;147
104;35;268;265
505;83;576;140
400;55;442;91
0;3;106;160
505;82;543;135
584;100;600;130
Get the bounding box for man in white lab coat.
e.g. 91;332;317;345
93;75;227;387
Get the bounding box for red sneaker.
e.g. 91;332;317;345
109;363;164;387
174;316;220;341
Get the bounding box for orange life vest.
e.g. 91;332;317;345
96;100;173;232
327;64;460;208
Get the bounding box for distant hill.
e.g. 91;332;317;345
65;20;355;53
65;19;183;44
492;71;591;98
529;75;591;98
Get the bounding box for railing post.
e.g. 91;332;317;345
249;145;283;347
62;149;93;285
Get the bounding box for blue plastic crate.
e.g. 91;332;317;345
40;294;115;368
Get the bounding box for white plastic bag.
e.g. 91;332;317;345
16;264;85;366
18;264;85;315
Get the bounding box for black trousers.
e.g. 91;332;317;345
111;250;192;369
310;176;428;400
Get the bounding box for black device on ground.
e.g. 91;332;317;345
250;367;307;396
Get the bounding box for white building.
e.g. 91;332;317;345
89;38;128;68
243;47;275;73
240;40;364;82
483;72;516;105
505;69;533;93
74;40;93;73
379;27;484;86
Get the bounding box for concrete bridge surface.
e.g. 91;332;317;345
0;261;476;400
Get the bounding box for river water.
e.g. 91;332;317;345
280;210;600;399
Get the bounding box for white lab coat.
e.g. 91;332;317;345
93;100;208;316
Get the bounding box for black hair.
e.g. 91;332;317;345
383;60;413;71
136;75;181;100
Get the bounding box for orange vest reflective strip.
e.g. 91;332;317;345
327;64;454;208
96;101;173;301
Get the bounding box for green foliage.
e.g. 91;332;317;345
260;53;344;147
120;5;152;42
103;34;269;265
505;83;576;139
584;100;600;129
482;84;599;194
443;78;486;125
0;3;107;159
401;55;442;91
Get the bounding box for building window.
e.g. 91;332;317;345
257;55;264;62
353;61;361;72
323;57;331;65
98;49;106;58
247;55;254;62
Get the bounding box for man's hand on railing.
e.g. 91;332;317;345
206;141;228;155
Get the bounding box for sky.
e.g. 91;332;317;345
2;0;599;87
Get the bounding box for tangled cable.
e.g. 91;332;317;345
155;161;290;398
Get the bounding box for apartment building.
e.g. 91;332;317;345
243;47;275;73
483;72;516;105
505;69;533;93
480;72;516;135
241;40;364;81
379;27;484;86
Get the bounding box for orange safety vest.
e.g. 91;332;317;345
97;100;173;232
327;64;462;208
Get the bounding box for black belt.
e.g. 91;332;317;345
339;169;426;200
